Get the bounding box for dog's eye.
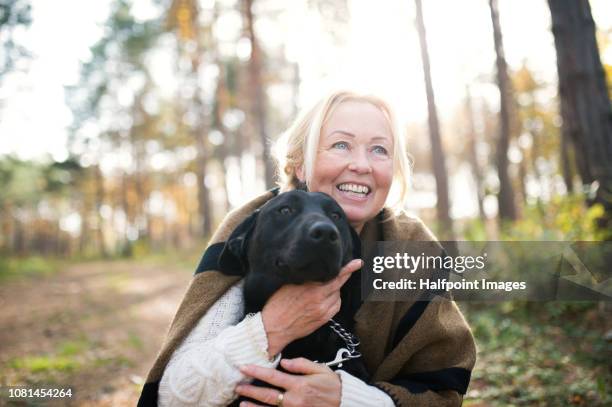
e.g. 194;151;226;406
330;212;342;220
278;206;292;215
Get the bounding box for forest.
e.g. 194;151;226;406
0;0;611;405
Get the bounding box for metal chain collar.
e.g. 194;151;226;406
324;319;362;367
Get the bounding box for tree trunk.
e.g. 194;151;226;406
94;165;108;257
560;128;575;194
244;0;275;189
414;0;454;238
79;203;89;255
1;203;12;253
211;3;231;214
120;171;132;256
548;0;612;227
464;86;487;222
529;115;545;199
178;0;213;237
194;106;213;238
518;158;528;207
489;0;517;221
214;62;232;215
13;217;25;255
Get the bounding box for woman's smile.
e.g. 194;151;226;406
336;182;371;200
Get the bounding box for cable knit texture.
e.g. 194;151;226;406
337;370;395;406
158;281;278;406
158;280;394;406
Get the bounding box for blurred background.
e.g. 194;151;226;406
0;0;611;405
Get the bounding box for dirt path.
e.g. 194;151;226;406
0;259;192;406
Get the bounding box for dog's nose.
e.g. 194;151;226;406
308;222;338;243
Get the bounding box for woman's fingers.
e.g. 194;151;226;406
280;358;331;375
235;384;283;406
239;364;295;389
330;259;362;291
238;401;266;407
340;258;363;277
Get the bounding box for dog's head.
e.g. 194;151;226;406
219;190;358;284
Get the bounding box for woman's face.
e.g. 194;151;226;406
301;101;394;233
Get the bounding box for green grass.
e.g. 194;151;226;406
92;355;134;369
0;238;207;284
57;339;90;357
9;355;79;374
0;256;63;282
126;331;144;350
5;337;93;379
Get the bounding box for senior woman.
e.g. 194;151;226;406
138;91;476;406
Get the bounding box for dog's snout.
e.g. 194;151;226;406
308;222;339;243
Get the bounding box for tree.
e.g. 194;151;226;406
548;0;612;232
0;0;32;114
488;0;517;221
168;0;214;237
67;0;166;251
414;0;453;238
0;156;84;256
242;0;274;189
0;0;31;79
464;85;486;222
512;63;570;199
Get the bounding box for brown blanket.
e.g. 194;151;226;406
138;190;476;406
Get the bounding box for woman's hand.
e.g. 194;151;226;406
261;259;362;356
236;358;341;407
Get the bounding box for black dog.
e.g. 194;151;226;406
218;190;369;388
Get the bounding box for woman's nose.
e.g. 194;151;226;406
348;149;372;174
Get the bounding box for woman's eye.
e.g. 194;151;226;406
372;145;389;155
279;206;292;215
332;141;349;150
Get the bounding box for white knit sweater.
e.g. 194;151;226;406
158;280;394;406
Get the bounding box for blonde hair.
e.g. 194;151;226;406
272;90;412;212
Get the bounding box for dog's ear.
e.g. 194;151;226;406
218;210;259;276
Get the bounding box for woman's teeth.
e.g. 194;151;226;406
337;183;370;195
